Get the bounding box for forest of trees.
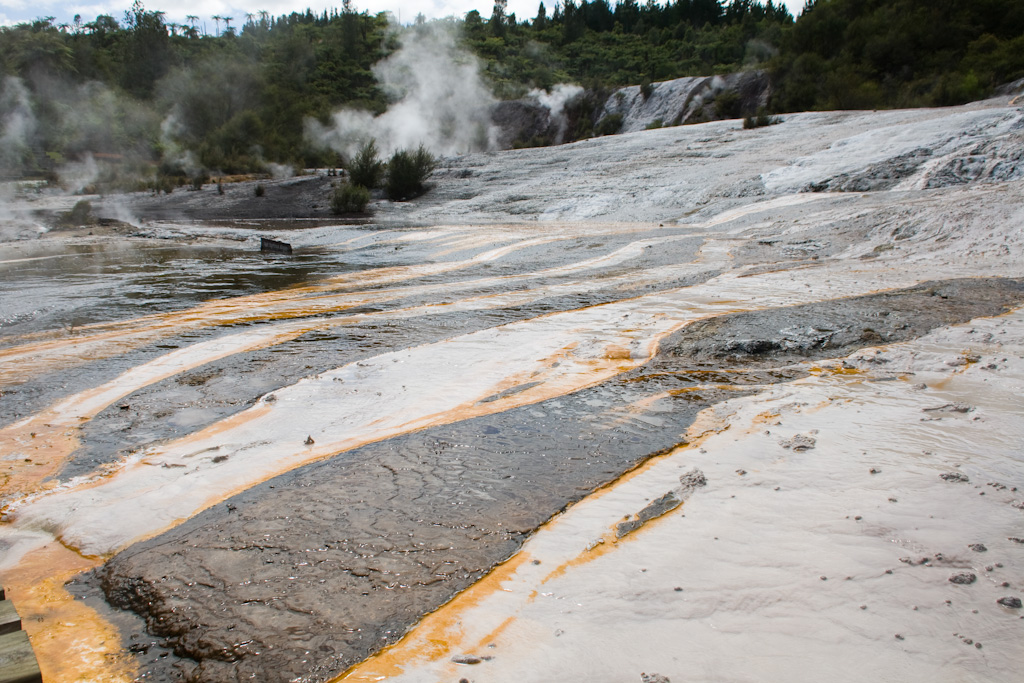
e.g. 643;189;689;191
1;0;1022;185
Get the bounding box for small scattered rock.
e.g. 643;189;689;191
940;472;970;483
894;633;904;640
996;597;1022;608
778;433;816;451
641;674;671;683
870;468;882;474
452;654;482;665
968;543;987;552
949;572;977;585
736;469;747;476
1010;537;1024;544
304;435;315;445
923;403;973;414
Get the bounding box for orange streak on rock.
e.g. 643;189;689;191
3;543;134;683
336;553;533;682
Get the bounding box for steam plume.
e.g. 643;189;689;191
527;83;584;144
0;77;37;178
306;20;499;159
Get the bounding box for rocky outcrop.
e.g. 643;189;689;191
490;72;773;148
598;71;772;133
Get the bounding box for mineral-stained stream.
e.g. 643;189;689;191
1;99;1023;682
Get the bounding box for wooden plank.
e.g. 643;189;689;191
0;603;19;637
0;630;42;683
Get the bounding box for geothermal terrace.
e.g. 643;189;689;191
1;98;1023;682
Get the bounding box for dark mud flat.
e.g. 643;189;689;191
87;278;1024;683
122;176;343;221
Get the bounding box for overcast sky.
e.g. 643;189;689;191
0;0;805;29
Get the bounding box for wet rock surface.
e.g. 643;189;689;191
656;279;1024;368
89;277;1024;682
60;243;710;479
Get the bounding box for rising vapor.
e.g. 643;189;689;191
306;19;499;159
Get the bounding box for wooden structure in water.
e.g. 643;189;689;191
260;237;293;254
0;588;42;683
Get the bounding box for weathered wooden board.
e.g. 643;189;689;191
0;630;42;683
0;603;19;637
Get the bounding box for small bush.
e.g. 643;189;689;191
640;78;653;100
645;118;664;130
743;108;783;129
254;183;265;197
348;139;385;189
595;113;623;136
714;90;741;119
190;173;210;191
385;146;437;201
331;183;371;214
59;199;94;226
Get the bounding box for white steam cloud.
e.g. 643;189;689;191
527;83;584;144
307;20;499;159
159;114;202;177
0;76;37;177
58;154;99;195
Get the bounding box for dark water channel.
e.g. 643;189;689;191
0;241;367;338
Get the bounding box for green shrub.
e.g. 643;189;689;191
348;139;385;189
385;146;437;201
645;118;664;130
331;183;371;213
714;90;741;119
595;113;623;136
59;200;94;226
743;108;783;129
640;78;653;100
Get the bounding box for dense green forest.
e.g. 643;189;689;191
1;0;1022;185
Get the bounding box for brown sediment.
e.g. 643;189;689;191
3;543;133;683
